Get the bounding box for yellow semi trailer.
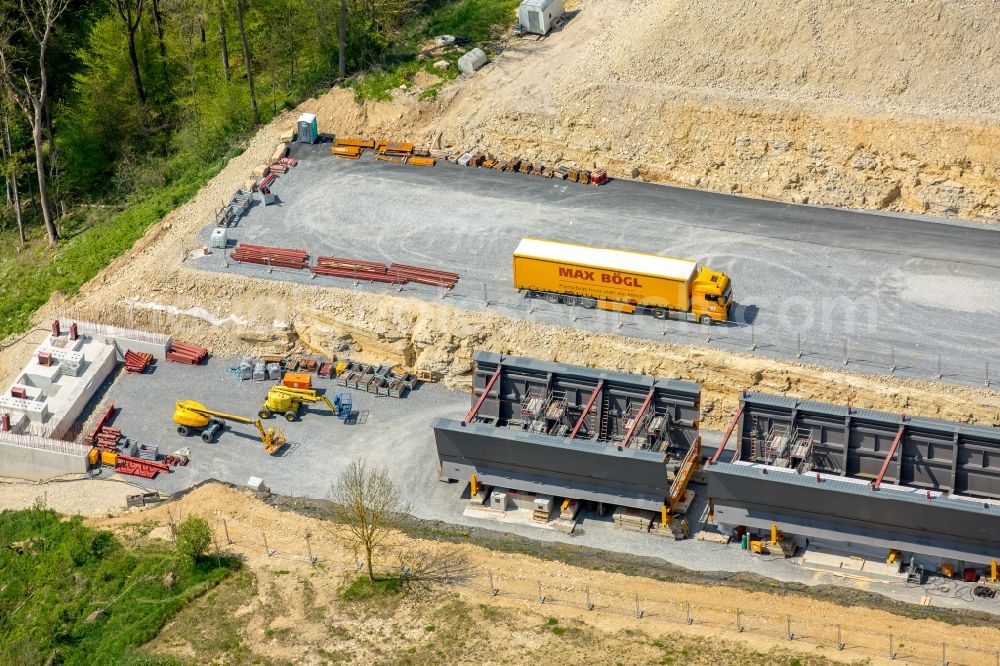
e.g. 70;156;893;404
512;238;733;324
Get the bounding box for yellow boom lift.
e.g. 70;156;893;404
172;400;287;454
259;386;336;421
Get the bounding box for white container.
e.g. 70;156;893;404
210;227;228;249
518;0;564;35
457;48;488;74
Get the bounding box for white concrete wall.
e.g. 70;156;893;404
0;432;89;480
59;319;172;360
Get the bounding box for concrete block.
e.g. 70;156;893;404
247;476;265;491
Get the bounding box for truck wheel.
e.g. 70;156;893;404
284;411;297;422
580;298;597;309
563;295;579;306
259;409;272;419
699;315;712;326
176;425;189;437
652;308;667;320
201;431;214;443
543;293;560;304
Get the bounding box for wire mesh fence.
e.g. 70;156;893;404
198;513;1000;666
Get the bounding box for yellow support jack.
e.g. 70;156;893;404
770;523;779;545
992;559;997;583
470;474;478;498
887;549;901;565
661;504;668;529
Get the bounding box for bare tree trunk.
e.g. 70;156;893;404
31;104;56;243
127;31;146;105
234;0;257;123
338;0;346;78
113;0;147;107
151;0;170;85
218;2;231;81
44;98;57;180
366;548;374;582
2;112;25;247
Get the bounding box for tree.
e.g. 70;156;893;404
337;0;345;78
176;515;212;562
330;459;407;582
1;104;25;246
0;0;70;246
216;0;229;81
233;0;256;123
110;0;146;107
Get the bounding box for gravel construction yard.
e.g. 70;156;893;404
88;356;999;616
192;142;1000;387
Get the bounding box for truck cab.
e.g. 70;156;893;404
690;266;732;324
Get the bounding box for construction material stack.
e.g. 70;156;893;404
166;341;209;365
231;243;310;270
124;350;153;373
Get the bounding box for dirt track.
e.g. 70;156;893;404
94;484;1000;665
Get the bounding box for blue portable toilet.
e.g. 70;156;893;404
297;112;319;144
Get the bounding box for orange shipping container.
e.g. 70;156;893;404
282;373;312;390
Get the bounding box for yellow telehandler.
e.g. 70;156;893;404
259;386;336;421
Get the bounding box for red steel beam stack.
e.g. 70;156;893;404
166;340;209;365
124;350;154;373
87;403;117;445
277;156;298;167
386;263;460;289
253;173;277;191
94;425;122;450
312;256;400;283
116;455;171;479
231;243;310;270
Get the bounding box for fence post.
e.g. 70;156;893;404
736;608;743;632
888;633;896;660
305;534;315;564
685;601;692;625
538;580;545;604
941;642;947;666
749;326;756;351
223;519;232;545
586;587;594;611
889;346;896;373
842;340;849;365
262;532;273;557
836;624;844;650
937;353;943;380
489;573;498;596
786;614;793;640
986;360;992;387
483;283;489;307
635;594;643;619
796;332;801;358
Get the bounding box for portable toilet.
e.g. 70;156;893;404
297;112;318;144
518;0;564;35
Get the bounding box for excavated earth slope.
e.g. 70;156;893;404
302;0;999;220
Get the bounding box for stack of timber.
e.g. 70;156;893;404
613;506;654;532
